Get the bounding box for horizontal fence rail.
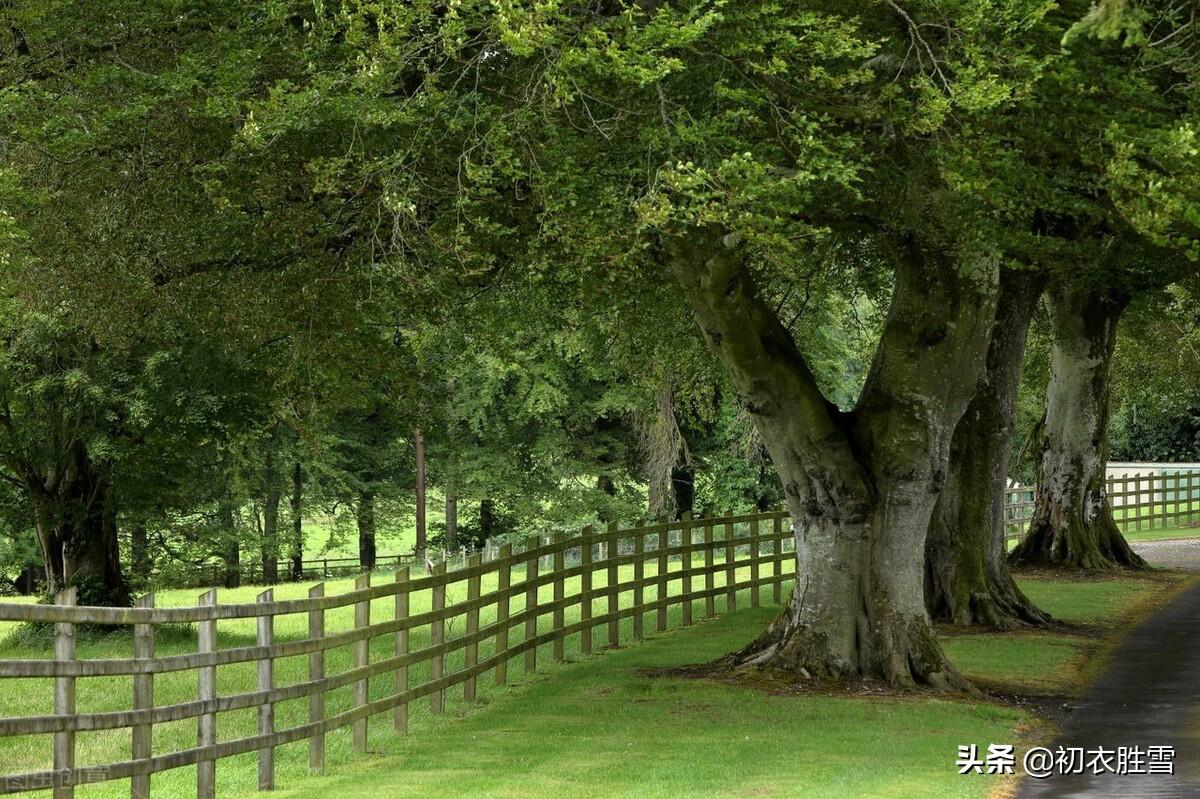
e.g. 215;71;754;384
0;510;795;797
1003;471;1200;540
162;554;417;590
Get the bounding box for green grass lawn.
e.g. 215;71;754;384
0;564;1185;798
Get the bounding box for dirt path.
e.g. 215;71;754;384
1018;538;1200;797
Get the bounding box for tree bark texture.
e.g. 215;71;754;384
1009;278;1146;570
667;226;997;689
30;443;130;607
924;268;1050;628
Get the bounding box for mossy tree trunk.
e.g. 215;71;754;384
1008;278;1146;570
924;268;1050;628
667;227;996;689
30;442;130;607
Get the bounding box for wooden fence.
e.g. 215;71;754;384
0;510;794;797
1002;470;1200;539
164;553;420;590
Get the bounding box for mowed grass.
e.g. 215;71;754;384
0;562;1184;798
276;608;1022;799
943;571;1191;695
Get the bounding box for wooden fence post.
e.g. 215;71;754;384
197;588;217;799
632;527;644;641
772;514;784;604
725;515;736;612
430;562;447;712
495;545;512;686
524;542;539;675
53;586;76;799
552;536;565;663
656;524;669;633
1162;473;1170;528
749;515;760;608
580;527;593;656
1135;473;1143;531
308;583;325;774
132;592;154;799
704;515;715;618
465;554;482;700
256;589;275;791
681;512;693;627
607;523;619;648
353;573;371;749
394;568;410;733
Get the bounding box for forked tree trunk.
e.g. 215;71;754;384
1009;279;1146;570
667;227;997;689
924;268;1050;628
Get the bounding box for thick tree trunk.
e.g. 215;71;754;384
671;464;694;520
290;461;304;581
31;445;130;606
925;268;1050;628
1009;279;1146;570
667;227;996;689
414;428;426;554
357;489;377;570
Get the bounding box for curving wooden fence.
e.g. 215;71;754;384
0;510;795;797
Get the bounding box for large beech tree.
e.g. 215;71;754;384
925;1;1200;609
668;227;996;686
1010;254;1193;569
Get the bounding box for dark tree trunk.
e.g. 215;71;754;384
1009;279;1146;570
31;444;130;606
671;464;694;520
290;461;304;581
130;521;150;587
414;428;426;553
357;489;377;570
261;487;281;585
480;498;498;540
924;268;1051;628
667;227;996;689
15;563;42;595
445;476;458;550
221;502;241;589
